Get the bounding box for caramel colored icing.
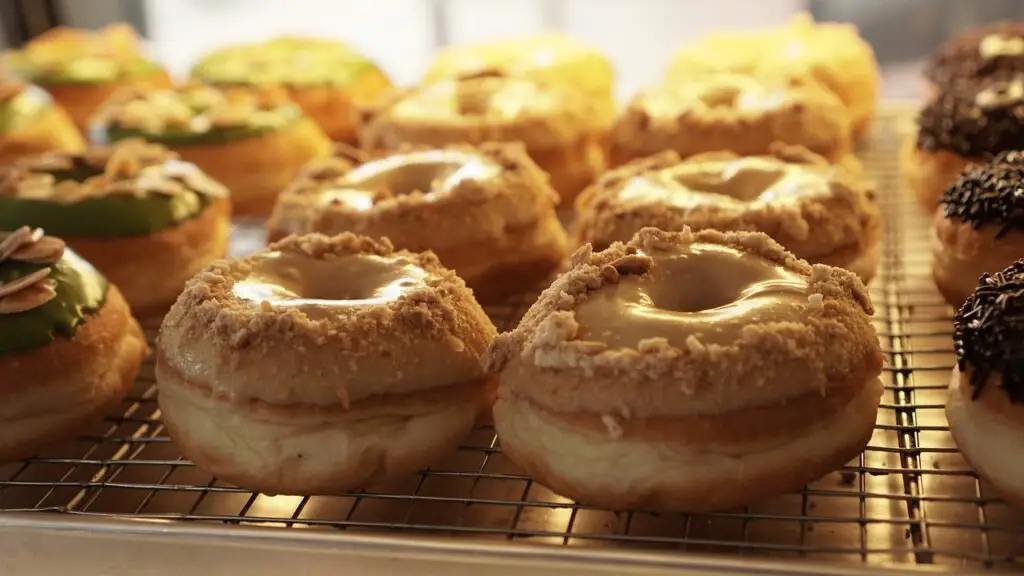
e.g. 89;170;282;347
616;156;834;209
639;76;790;118
232;250;428;320
575;244;807;348
316;150;500;211
392;76;563;121
980;34;1024;59
975;79;1024;109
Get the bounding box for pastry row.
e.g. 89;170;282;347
0;15;880;213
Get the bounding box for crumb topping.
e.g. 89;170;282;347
91;84;299;138
955;259;1024;402
916;77;1024;157
0;226;65;313
940;150;1024;236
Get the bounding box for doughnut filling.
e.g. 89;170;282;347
0;139;227;237
611;74;851;165
358;72;612;204
575;145;879;281
485;227;883;511
0;227;106;355
156;233;497;495
90;84;303;146
947;260;1024;509
268;142;569;302
925;22;1024;88
4;24;163;85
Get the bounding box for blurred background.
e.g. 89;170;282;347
2;0;1024;100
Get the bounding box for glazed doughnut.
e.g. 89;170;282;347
902;77;1024;211
0;139;231;316
575;144;880;282
484;227;883;512
267;142;568;302
925;21;1024;90
947;260;1024;509
610;73;852;166
4;24;171;133
666;13;879;136
421;34;615;115
0;226;147;462
932;151;1024;307
190;36;392;144
89;83;331;215
358;71;612;205
0;80;84;165
155;233;497;495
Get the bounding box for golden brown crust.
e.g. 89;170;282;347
66;196;231;317
50;70;172;133
931;215;1024;308
573;144;880;280
172;116;332;215
158;232;498;407
266;142;568;301
285;66;393;144
0;104;85;165
900;135;975;213
610;74;851;166
0;284;147;462
484;227;881;419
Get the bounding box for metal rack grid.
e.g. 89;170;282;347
1;107;1022;573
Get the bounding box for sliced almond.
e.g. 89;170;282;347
0;226;34;261
0;267;52;299
10;236;65;264
0;280;57;314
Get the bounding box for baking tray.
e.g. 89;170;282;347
0;105;1019;575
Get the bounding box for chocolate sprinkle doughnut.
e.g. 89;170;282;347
939;150;1024;237
925;21;1024;88
915;78;1024;158
954;259;1024;403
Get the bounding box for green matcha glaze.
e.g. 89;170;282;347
92;105;301;146
1;159;215;238
0;85;52;134
0;250;108;357
16;58;164;86
191;46;374;88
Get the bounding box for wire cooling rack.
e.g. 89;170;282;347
1;107;1022;573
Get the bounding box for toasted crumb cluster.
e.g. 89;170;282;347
0;139;226;203
955;259;1024;403
940;150;1024;236
484;227;881;417
574;144;879;262
925;22;1024;88
166;232;478;353
92;84;297;135
359;72;611;151
0;226;66;313
915;78;1024;157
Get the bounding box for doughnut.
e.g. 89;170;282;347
925;21;1024;90
0;139;231;316
484;227;884;512
0;80;84;165
266;142;568;302
574;144;880;282
89;83;332;215
0;226;147;463
3;23;171;133
358;71;612;205
421;33;615;116
932;151;1024;307
901;77;1024;211
666;12;879;136
155;233;497;495
190;36;392;144
609;73;852;166
947;259;1024;509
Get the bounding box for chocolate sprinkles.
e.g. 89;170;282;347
915;78;1024;158
954;259;1024;403
939;150;1024;237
